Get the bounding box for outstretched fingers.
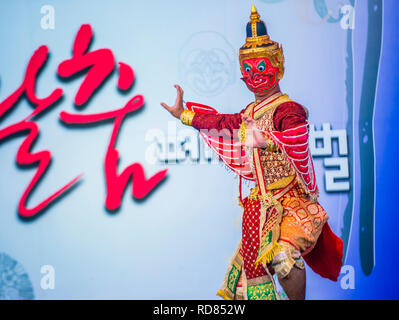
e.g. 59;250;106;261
233;140;245;148
174;84;184;104
241;114;257;127
160;102;171;112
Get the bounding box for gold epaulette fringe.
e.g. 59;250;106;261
238;196;244;208
255;242;281;267
216;289;233;301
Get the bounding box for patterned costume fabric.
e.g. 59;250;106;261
177;5;343;300
184;93;343;300
281;197;329;255
241;197;267;280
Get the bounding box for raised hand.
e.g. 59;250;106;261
160;84;185;119
235;114;268;148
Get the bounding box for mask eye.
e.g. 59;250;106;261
257;60;266;72
243;63;251;73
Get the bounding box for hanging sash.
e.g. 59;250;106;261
245;94;293;268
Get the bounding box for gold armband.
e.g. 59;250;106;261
238;121;247;143
180;110;195;126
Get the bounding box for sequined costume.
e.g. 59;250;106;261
180;6;343;300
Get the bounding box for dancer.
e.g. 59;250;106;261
161;5;343;300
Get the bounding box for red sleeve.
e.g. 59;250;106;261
273;101;307;131
191;107;247;137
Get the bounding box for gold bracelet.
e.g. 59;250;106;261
180;110;195;126
238;121;247;143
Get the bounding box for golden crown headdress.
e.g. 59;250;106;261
239;4;285;79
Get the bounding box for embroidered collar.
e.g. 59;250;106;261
253;93;291;120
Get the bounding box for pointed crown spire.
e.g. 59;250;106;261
250;4;260;22
239;5;285;79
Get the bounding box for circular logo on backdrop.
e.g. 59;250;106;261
179;31;236;97
294;0;344;25
0;252;34;300
259;0;344;25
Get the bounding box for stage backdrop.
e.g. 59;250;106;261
0;0;398;299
